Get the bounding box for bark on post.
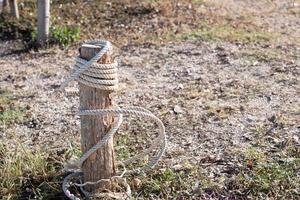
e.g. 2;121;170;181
8;0;19;18
79;45;116;192
37;0;50;46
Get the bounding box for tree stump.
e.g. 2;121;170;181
79;44;116;193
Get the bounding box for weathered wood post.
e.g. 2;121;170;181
37;0;50;46
79;44;116;192
8;0;19;18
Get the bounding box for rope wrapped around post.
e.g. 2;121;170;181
60;39;167;199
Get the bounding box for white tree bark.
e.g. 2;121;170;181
37;0;50;46
9;0;19;18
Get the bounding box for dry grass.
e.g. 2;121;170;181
0;143;61;199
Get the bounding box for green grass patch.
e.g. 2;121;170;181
240;48;300;62
30;25;81;47
192;0;204;3
115;134;131;161
0;109;24;125
175;23;275;43
244;147;267;162
130;164;223;198
131;167;197;198
49;25;80;47
234;159;300;198
230;140;300;199
0;90;25;125
0;90;13;105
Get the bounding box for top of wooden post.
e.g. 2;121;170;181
79;43;116;63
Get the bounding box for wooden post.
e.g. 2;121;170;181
79;45;116;192
8;0;19;18
37;0;50;46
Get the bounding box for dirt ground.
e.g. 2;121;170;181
1;0;299;199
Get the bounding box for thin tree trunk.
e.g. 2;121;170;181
8;0;19;18
37;0;50;46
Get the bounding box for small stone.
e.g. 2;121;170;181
161;99;169;105
174;105;184;114
246;115;256;122
172;164;183;171
192;181;200;192
176;84;184;90
293;135;299;143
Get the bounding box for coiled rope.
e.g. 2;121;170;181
60;39;167;200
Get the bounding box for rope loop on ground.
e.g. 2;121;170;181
60;39;167;200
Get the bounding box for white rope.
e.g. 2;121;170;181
60;39;167;200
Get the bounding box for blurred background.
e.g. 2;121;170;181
0;0;299;49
